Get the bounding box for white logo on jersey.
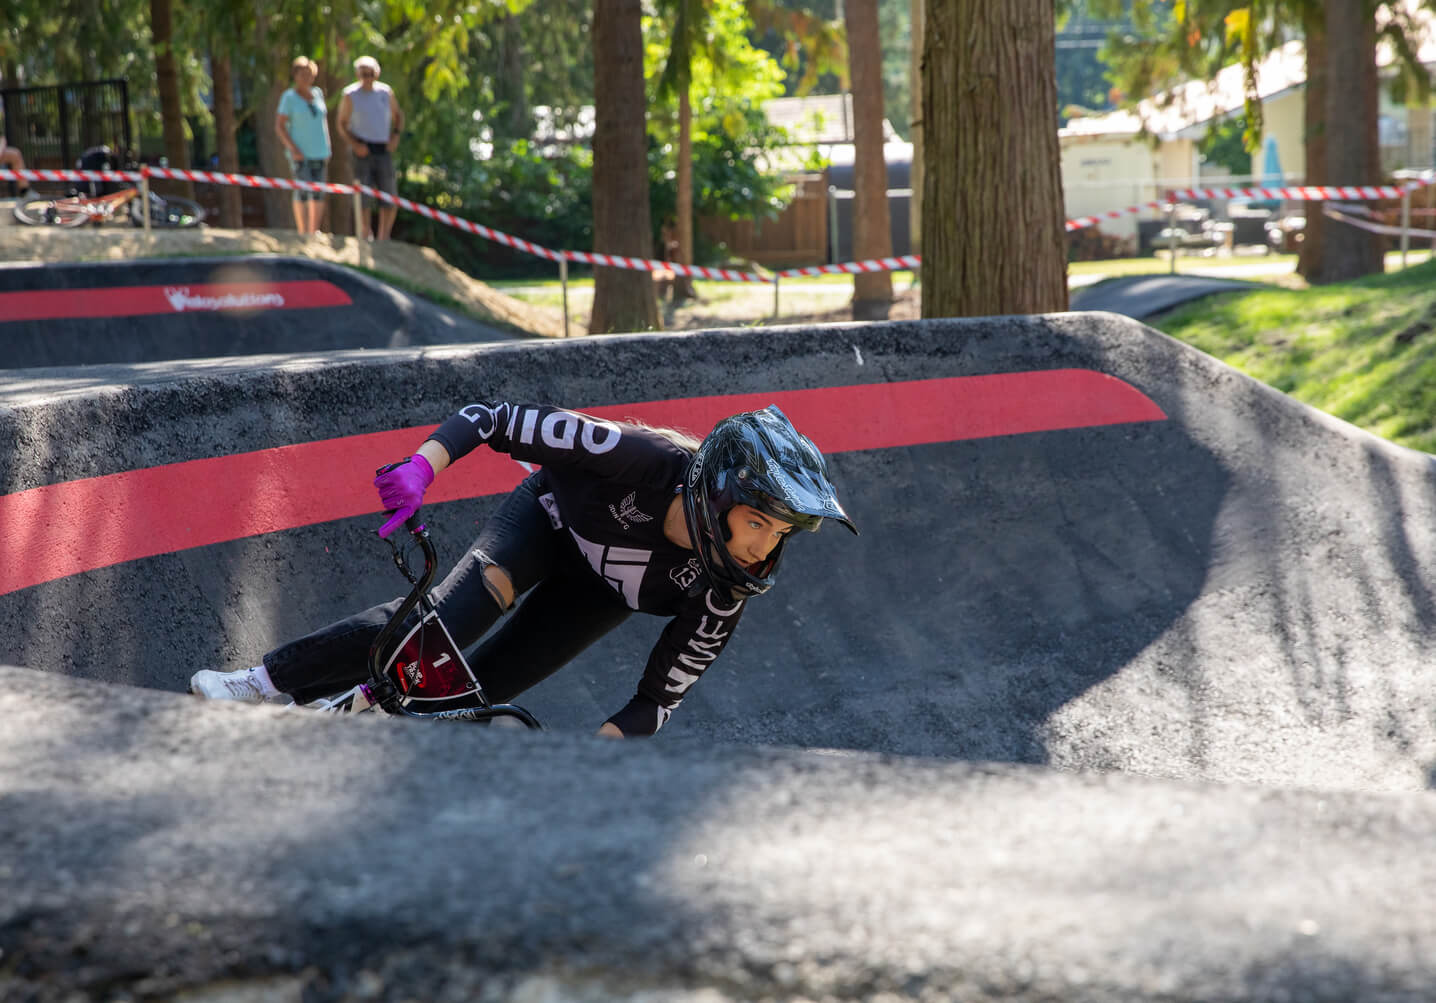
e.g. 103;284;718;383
664;592;742;696
537;491;563;529
570;529;650;608
458;401;509;440
511;407;623;455
669;557;702;591
608;491;652;531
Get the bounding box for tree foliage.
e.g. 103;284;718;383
0;0;865;288
1055;0;1136;121
1;0;208;143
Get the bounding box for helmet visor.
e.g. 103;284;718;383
736;470;857;534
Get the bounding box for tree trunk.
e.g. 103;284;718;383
498;15;529;137
1297;5;1327;280
589;0;660;334
254;76;295;229
909;0;923;270
149;0;193;197
922;0;1066;317
317;52;353;237
1309;0;1383;283
846;0;893;319
209;49;244;229
674;86;697;302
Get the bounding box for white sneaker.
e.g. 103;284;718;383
189;667;291;704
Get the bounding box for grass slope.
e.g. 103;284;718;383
1153;260;1436;454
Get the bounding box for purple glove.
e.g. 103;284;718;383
374;454;435;538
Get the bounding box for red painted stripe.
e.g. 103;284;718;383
0;280;352;322
0;371;1164;595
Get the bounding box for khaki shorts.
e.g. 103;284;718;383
352;147;396;204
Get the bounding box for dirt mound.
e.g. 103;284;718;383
0;206;923;334
0;217;567;338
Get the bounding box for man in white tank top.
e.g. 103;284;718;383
337;56;405;240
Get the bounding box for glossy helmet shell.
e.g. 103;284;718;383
681;405;857;600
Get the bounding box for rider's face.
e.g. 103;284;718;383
724;505;794;567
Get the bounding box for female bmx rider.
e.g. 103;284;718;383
190;400;857;737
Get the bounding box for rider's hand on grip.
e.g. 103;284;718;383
374;454;435;538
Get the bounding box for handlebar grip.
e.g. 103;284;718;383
376;460;426;535
380;508;425;534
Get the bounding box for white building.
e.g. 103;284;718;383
1061;20;1436;247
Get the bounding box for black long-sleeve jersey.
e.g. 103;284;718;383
429;401;745;735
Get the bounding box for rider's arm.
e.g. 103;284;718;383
388;95;405;149
336;92;355;146
602;592;747;737
427;402;690;489
415;438;451;476
274;96;298;157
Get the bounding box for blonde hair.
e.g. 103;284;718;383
626;419;701;455
291;56;317;76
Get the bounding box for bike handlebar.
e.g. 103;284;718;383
366;514;438;709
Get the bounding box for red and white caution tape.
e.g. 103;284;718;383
1065;200;1170;233
1324;203;1436;240
8;165;1430;282
1064;179;1436;234
146;164;352;197
356;183;567;263
358;184;771;279
1168;181;1432;202
774;255;921;279
0;167;143;185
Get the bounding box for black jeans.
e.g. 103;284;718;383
266;473;632;705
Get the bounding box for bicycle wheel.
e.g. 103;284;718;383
129;192;206;229
13;195;93;228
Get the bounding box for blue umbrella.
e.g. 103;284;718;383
1252;136;1284;212
1261;137;1283;187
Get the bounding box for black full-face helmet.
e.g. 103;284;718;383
682;405;857;601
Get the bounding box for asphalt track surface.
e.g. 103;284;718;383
1069;273;1266;319
3;287;1436;1000
0;254;518;368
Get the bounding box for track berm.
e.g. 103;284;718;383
2;268;1434;1001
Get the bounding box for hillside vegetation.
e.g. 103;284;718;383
1154;260;1436;454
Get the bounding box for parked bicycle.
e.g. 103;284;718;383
14;184;205;229
12;145;204;229
304;494;543;729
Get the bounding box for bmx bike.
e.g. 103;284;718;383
304;480;542;730
13;182;205;229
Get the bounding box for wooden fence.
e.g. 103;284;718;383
699;171;829;268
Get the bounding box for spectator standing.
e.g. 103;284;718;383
0;136;31;197
337;56;404;241
275;56;332;235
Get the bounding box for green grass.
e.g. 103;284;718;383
1153;258;1436;453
